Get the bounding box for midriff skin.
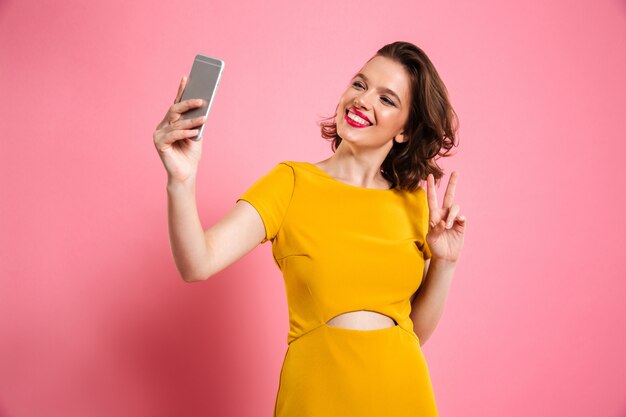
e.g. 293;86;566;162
326;310;396;330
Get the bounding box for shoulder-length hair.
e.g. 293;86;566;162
319;41;459;192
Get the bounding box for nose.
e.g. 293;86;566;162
353;92;371;109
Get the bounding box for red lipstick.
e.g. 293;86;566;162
348;107;371;124
345;107;372;128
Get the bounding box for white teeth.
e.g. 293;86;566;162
348;111;370;126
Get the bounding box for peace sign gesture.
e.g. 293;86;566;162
425;171;466;263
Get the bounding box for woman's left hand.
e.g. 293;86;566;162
425;171;466;263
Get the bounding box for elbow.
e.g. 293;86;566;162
178;257;214;283
182;275;201;283
181;267;212;283
416;330;433;347
183;247;216;283
413;326;430;347
182;272;211;283
178;252;214;283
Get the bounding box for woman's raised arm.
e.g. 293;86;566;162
154;76;265;282
166;181;265;282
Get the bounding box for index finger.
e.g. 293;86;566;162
163;98;205;125
170;98;205;114
442;171;459;208
426;174;438;211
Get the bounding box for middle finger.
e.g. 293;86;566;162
442;171;459;208
167;115;207;131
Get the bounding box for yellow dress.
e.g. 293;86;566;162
237;161;438;417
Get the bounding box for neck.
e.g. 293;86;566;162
318;144;392;189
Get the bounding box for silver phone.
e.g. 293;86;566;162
179;54;225;141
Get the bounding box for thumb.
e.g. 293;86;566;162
174;75;187;104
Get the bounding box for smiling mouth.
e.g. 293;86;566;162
345;109;373;126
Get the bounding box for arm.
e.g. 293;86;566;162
167;178;265;282
410;258;458;346
410;171;466;346
155;77;267;283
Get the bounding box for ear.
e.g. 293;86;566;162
393;131;407;144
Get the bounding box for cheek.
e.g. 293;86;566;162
339;94;352;107
378;108;406;128
375;110;395;126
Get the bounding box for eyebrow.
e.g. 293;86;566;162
354;73;402;105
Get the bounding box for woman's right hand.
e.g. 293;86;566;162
153;75;208;184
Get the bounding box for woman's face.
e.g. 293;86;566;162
336;55;411;150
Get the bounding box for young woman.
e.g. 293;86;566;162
153;41;465;417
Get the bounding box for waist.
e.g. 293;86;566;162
325;310;397;330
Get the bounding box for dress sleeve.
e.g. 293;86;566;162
418;187;432;260
236;162;295;244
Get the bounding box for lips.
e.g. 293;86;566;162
344;110;370;128
347;107;372;125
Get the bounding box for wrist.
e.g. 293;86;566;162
428;256;459;269
167;176;197;192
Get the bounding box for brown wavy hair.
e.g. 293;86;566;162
319;41;459;192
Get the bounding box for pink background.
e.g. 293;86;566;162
1;0;625;415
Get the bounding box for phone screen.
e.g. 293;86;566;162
179;54;225;141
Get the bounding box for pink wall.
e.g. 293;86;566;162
1;0;625;415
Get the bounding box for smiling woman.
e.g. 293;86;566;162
154;40;464;417
320;41;459;192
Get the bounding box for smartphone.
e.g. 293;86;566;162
179;54;225;141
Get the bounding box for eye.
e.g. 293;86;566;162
352;81;396;107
